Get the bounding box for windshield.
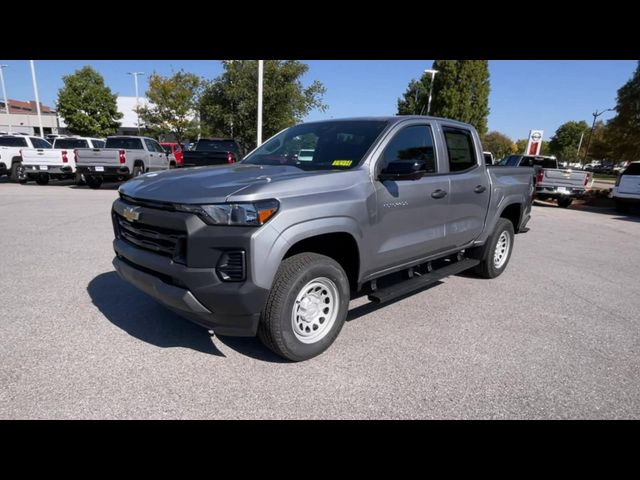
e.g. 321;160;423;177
105;138;144;150
242;120;389;171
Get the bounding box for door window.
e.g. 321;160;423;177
381;125;436;173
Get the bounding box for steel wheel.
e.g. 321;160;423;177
291;277;339;344
493;231;511;269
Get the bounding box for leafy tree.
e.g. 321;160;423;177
605;61;640;161
56;66;122;136
482;131;516;159
200;60;326;152
398;60;490;136
137;70;202;144
548;121;590;161
585;121;612;161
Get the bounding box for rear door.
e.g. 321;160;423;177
441;125;490;248
143;138;164;170
618;163;640;195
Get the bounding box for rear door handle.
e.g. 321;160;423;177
431;189;447;199
474;185;487;193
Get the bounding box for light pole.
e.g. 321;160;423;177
0;64;11;133
127;72;145;134
29;60;44;137
582;107;614;164
424;68;439;116
257;60;263;146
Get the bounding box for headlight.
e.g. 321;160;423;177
177;200;279;226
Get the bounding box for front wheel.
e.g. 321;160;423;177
473;218;515;279
258;253;350;361
132;165;144;177
10;162;22;183
615;200;629;213
558;197;573;208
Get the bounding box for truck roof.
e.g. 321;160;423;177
301;115;474;128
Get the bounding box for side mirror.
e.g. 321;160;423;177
379;161;426;181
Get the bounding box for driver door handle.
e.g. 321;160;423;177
431;189;447;199
474;185;487;193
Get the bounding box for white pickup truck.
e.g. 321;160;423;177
76;136;173;189
20;136;105;185
0;134;52;182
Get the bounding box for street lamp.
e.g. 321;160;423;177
127;72;145;134
257;60;263;146
29;60;44;137
582;107;614;164
0;64;11;133
424;68;439;116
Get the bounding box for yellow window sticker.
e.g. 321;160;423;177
332;160;353;167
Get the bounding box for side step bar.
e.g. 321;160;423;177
367;258;480;304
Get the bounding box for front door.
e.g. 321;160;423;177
370;123;451;274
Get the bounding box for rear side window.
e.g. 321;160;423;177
105;138;144;150
54;139;89;149
443;128;477;172
533;158;558;169
31;137;52;149
0;137;28;147
623;163;640;176
92;140;105;148
196;140;238;152
382;125;436;173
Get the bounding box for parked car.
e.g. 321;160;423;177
181;138;242;168
498;154;591;208
20;136;105;185
611;161;640;213
111;116;533;361
161;142;184;167
483;151;494;165
76;136;173;189
0;134;52;182
613;161;630;174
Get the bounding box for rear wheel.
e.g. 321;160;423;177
75;172;86;186
35;174;49;186
558;197;573;208
132;165;144;177
473;218;515;279
615;199;630;213
258;253;350;361
86;175;103;189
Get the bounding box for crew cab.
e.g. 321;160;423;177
181;138;242;168
111;116;533;361
76;136;174;189
612;161;640;213
499;154;592;208
0;134;52;182
20;136;105;185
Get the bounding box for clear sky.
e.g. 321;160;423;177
0;60;635;141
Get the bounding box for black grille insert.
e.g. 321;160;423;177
115;212;186;260
217;251;246;282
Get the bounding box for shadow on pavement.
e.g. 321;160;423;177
88;271;224;356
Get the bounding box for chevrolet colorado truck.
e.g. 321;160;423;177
20;136;105;185
499;154;592;208
111;116;533;361
76;136;173;189
0;134;52;182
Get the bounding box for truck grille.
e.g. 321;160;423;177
115;213;186;261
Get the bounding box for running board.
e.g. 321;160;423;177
367;258;480;304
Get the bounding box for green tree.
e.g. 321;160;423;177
482;131;516;160
515;138;528;154
56;66;122;136
398;60;490;136
137;70;202;144
200;60;326;152
605;61;640;161
548;121;590;161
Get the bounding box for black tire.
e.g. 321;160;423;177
473;218;515;279
85;175;103;189
615;200;630;213
132;164;144;177
35;174;49;186
258;253;350;362
75;172;86;186
9;162;21;183
169;161;176;169
557;197;573;208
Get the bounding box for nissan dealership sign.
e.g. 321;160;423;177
525;130;544;155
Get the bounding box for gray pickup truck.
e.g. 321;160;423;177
76;136;174;189
111;116;533;361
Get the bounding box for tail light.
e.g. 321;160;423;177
119;149;126;164
73;149;78;163
584;172;591;187
536;169;544;183
227;151;235;164
61;150;68;163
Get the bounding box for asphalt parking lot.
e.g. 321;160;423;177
1;179;639;419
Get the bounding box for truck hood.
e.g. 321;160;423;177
118;163;317;204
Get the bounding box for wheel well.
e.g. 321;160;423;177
134;160;144;168
284;232;360;292
500;203;521;232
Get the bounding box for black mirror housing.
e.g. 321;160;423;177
379;161;426;181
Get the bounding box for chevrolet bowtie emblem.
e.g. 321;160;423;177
123;207;141;222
